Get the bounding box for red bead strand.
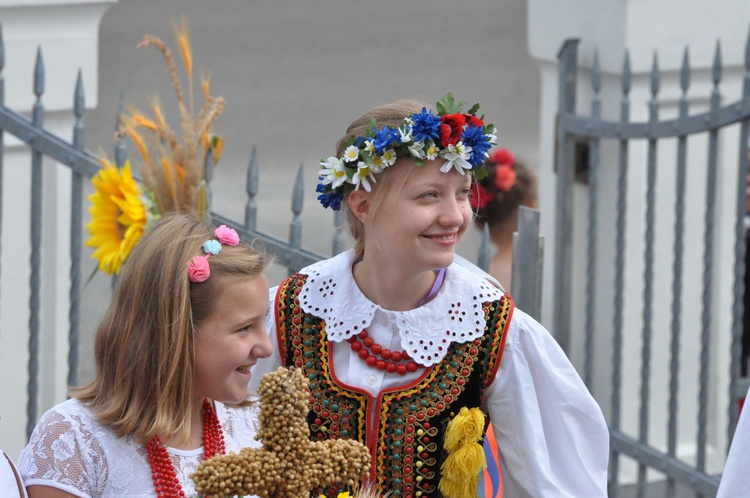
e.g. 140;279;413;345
347;330;423;375
146;399;225;498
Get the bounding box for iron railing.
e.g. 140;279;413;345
554;29;750;496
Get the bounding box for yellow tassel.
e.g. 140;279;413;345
439;407;487;498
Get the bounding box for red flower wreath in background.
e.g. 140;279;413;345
469;148;517;209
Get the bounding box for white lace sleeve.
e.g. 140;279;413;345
17;401;100;498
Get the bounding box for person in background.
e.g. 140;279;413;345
251;94;608;497
469;147;538;290
470;148;538;498
17;214;272;498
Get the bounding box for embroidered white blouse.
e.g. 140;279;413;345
251;250;609;498
17;399;261;498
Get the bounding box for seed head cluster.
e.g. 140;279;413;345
191;367;371;497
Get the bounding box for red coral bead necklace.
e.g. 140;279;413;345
347;329;424;375
347;268;445;375
146;398;226;498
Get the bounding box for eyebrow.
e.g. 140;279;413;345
411;177;469;187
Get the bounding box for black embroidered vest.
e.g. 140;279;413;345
275;272;512;498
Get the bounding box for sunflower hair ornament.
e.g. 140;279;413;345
86;20;224;276
85;160;158;276
316;93;497;211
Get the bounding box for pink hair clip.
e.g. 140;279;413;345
186;225;240;283
214;225;239;246
187;254;211;283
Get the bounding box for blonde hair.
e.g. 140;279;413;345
336;99;430;257
72;213;267;444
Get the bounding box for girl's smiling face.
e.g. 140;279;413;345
193;274;272;404
359;158;473;274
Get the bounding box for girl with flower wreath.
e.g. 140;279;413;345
18;213;273;498
250;95;608;497
470;147;539;290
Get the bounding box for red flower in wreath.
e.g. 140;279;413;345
463;114;484;128
440;114;466;147
469;183;492;209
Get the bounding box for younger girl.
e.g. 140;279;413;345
251;95;609;497
18;213;272;497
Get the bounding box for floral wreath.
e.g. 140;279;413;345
316;93;497;211
468;147;517;210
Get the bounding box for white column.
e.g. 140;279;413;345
0;0;117;460
528;0;750;483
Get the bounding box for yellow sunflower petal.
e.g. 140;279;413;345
86;160;147;275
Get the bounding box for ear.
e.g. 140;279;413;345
348;189;370;223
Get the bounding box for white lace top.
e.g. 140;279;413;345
251;250;610;497
18;399;261;498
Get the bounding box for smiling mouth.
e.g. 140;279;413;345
424;233;457;241
236;365;252;374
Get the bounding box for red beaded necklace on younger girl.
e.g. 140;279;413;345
145;399;226;498
347;268;446;375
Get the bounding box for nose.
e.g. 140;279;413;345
253;326;274;359
439;196;468;228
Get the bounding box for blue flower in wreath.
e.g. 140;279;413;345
372;126;401;154
410;108;442;143
317;191;343;211
461;125;493;168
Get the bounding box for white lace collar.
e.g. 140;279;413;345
298;250;503;366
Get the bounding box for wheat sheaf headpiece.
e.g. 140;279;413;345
118;18;225;217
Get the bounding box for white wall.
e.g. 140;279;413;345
0;0;116;460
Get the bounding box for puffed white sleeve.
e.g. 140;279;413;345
717;386;750;497
484;308;609;497
248;285;284;394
